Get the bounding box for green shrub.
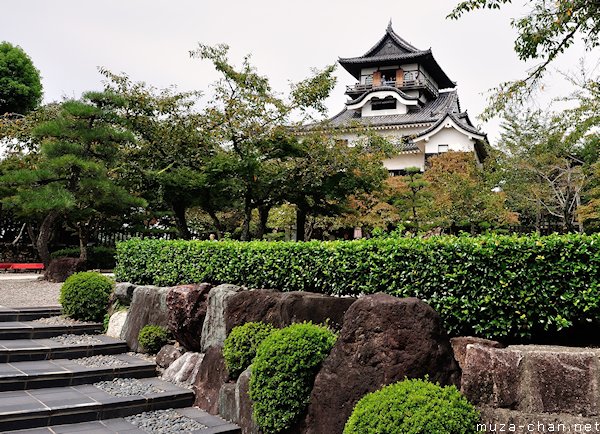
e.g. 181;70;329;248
249;322;336;433
344;378;480;434
51;246;116;269
138;325;169;354
223;322;276;379
59;272;113;322
115;234;600;340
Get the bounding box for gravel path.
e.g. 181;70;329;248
94;378;163;397
126;409;207;433
0;274;61;307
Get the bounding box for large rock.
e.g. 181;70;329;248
305;294;460;434
450;336;504;371
217;367;261;434
45;257;86;282
120;285;170;352
167;283;213;351
225;290;356;334
462;344;600;417
200;284;243;352
162;351;204;386
114;282;136;305
106;310;128;339
156;344;185;369
194;346;229;415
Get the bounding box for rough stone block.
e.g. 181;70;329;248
167;283;213;351
156;344;184;369
450;336;504;371
194;346;229;415
162;351;203;386
114;282;136;305
106;310;127;339
200;284;243;352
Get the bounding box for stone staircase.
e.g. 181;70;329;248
0;305;240;433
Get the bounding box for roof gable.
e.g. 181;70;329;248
362;21;420;57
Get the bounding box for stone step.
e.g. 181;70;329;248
0;321;103;340
0;307;62;323
0;378;195;431
4;407;241;433
0;353;156;392
0;335;128;363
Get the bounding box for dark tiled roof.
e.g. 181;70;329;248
339;24;455;89
318;90;464;129
346;86;419;106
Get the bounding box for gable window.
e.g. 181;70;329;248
438;144;449;153
371;96;397;111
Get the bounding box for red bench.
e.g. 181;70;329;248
0;263;45;272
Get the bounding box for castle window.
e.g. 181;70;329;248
438;144;449;153
372;96;397;111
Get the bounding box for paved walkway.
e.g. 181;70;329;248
0;306;240;433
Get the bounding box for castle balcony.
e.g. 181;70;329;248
346;74;439;99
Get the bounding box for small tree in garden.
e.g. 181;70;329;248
0;94;145;265
389;167;431;235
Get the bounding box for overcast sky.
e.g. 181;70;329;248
1;0;596;143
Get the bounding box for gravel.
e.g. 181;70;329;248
125;409;207;433
94;378;163;397
0;275;61;307
71;355;128;368
32;315;96;325
49;333;103;345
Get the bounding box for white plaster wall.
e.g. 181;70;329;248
383;153;425;171
362;100;408;117
422;128;475;153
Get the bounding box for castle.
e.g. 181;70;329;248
310;22;487;174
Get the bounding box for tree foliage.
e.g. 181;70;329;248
0;42;42;115
448;0;600;118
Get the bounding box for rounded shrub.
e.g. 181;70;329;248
249;322;336;434
138;325;170;354
59;272;113;322
223;322;276;379
343;378;481;434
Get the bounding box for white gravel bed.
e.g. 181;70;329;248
94;378;164;397
0;276;61;307
71;355;128;368
32;315;96;325
127;351;156;363
49;333;103;345
125;409;207;433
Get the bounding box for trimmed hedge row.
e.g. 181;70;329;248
115;235;600;339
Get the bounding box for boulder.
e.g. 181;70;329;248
450;336;504;371
120;285;170;352
305;293;460;434
225;290;356;333
236;367;261;434
44;258;86;282
200;284;243;352
461;344;523;409
156;344;185;369
162;351;204;386
114;282;136;305
218;383;237;423
462;344;600;417
167;283;213;351
194;346;229;414
106;310;128;339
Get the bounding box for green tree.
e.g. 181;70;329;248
0;42;42;115
424;152;516;233
285;132;390;241
448;0;600;118
389;167;431;235
0;94;145;265
191;44;337;241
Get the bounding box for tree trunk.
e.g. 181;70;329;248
78;223;90;262
257;205;270;240
240;196;253;241
37;211;59;267
206;209;223;240
296;205;307;242
172;201;192;240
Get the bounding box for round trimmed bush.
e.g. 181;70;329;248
249;322;336;434
343;378;480;434
59;272;113;322
223;322;276;379
138;325;170;354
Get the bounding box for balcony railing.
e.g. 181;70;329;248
346;76;439;98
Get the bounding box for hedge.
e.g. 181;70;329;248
115;234;600;340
